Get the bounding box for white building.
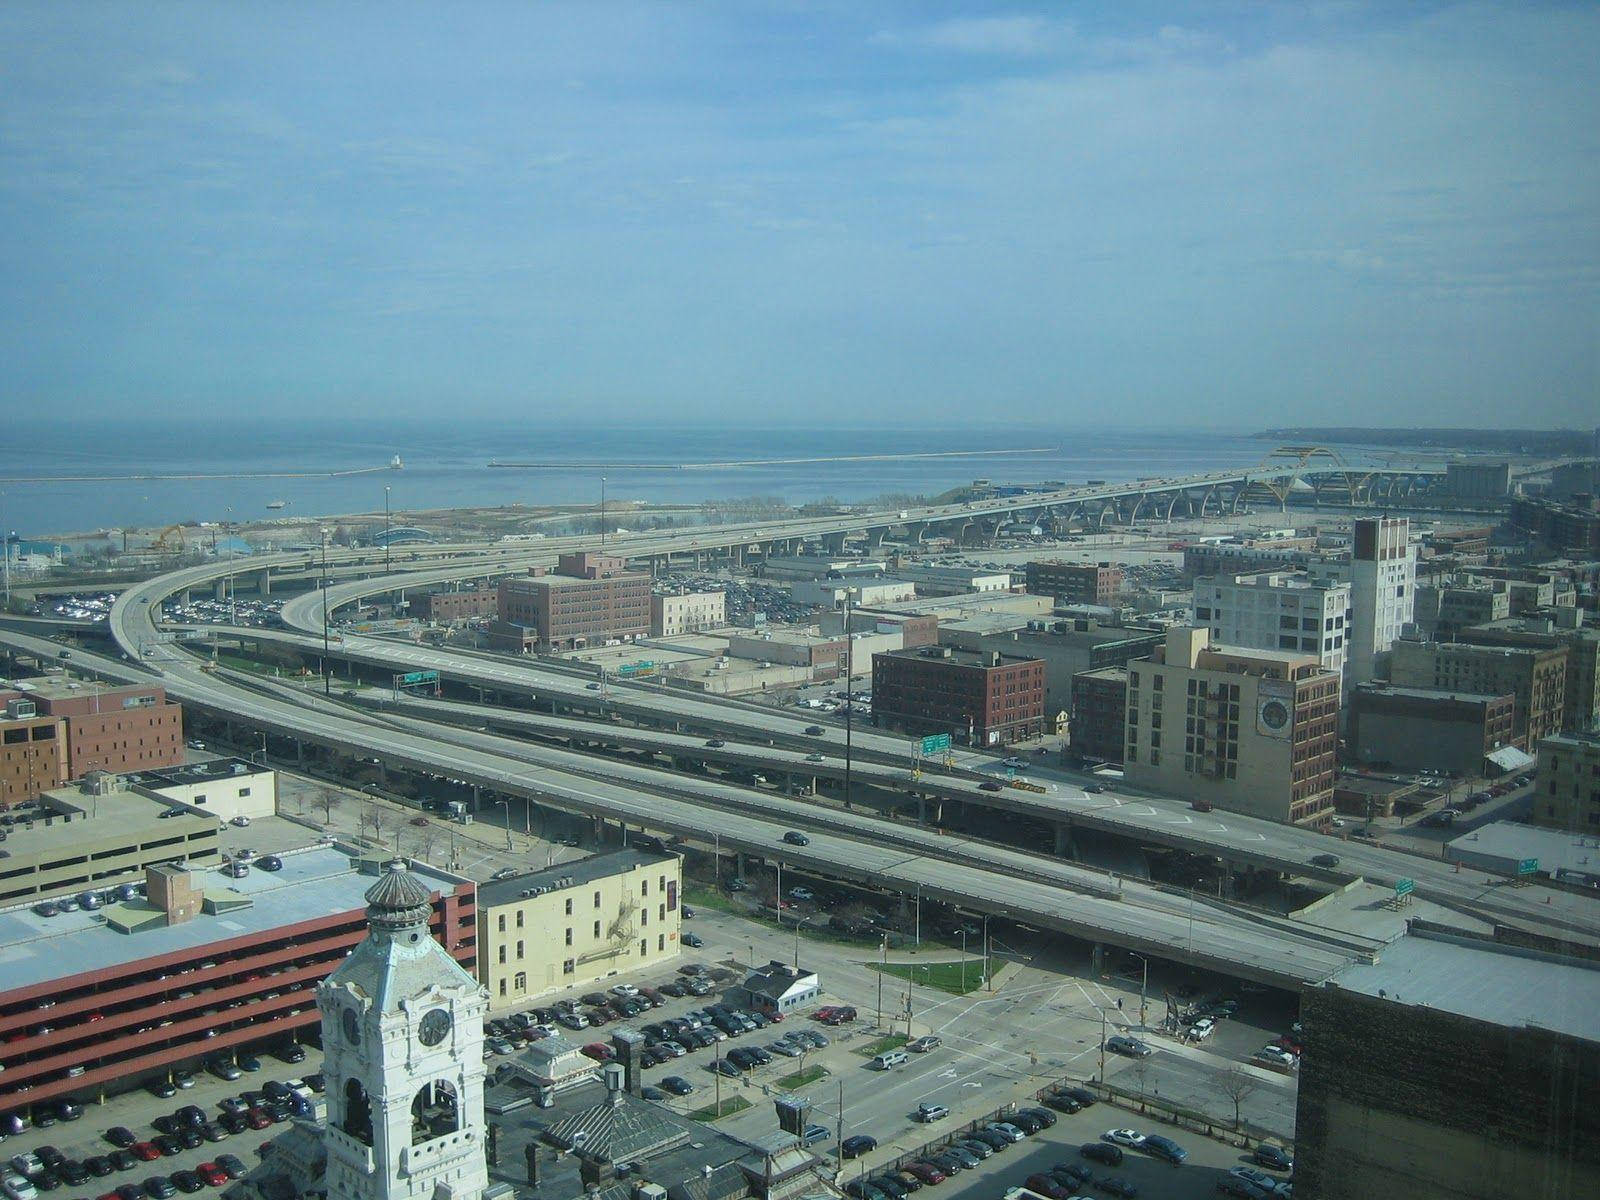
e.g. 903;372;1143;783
889;565;1013;596
791;579;916;608
126;758;277;824
649;590;725;637
1193;572;1351;677
1338;517;1417;684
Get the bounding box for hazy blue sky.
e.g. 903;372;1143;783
2;2;1595;429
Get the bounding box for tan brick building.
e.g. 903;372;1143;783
1532;734;1600;832
20;678;184;777
497;551;650;652
0;693;67;806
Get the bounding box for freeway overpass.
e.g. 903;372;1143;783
0;626;1369;989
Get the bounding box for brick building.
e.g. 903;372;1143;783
871;646;1046;747
1023;560;1123;607
649;590;725;637
1389;638;1568;750
418;584;499;623
1347;685;1518;777
1296;925;1599;1199
1532;733;1600;832
0;693;67;806
1069;666;1128;763
496;551;650;652
19;678;183;777
1510;493;1600;554
1125;628;1340;825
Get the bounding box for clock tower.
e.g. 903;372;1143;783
318;861;488;1200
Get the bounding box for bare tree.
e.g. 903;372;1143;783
317;790;340;826
1129;1058;1154;1111
367;806;390;846
413;829;439;864
1217;1066;1260;1129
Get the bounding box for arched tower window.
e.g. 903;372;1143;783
412;1080;460;1145
343;1080;373;1146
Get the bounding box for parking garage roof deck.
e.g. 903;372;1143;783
0;845;466;995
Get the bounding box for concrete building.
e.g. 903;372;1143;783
871;646;1046;746
1192;571;1351;676
476;850;681;1011
758;554;886;581
1443;459;1512;498
1181;538;1322;579
726;630;849;680
649;590;725;637
497;552;651;652
1532;733;1600;832
1125;628;1340;826
1444;818;1600;886
1548;460;1600;500
1023;560;1123;607
1341;516;1416;684
1332;772;1424;821
1413;578;1511;637
888;564;1013;595
0;773;220;906
1347;685;1517;777
0;692;66;806
939;617;1163;718
1295;924;1600;1200
790;578;916;608
820;608;940;649
14;677;184;777
1389;637;1568;750
1069;666;1128;764
124;756;278;824
417;585;499;624
0;847;475;1115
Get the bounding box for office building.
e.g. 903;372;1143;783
477;850;681;1011
939;616;1163;717
1443;459;1511;499
1532;734;1600;832
871;646;1046;746
889;564;1013;596
123;756;278;824
649;590;725;636
1342;517;1416;684
1510;493;1600;555
496;551;650;652
1192;572;1351;676
1125;628;1339;826
1460;616;1600;735
1389;638;1568;750
1412;578;1510;637
0;693;66;806
1347;685;1517;777
790;578;916;608
1070;666;1128;763
820;608;940;649
1295;924;1599;1199
0;847;475;1114
1024;560;1123;607
1;774;220;905
1181;535;1323;579
12;677;184;777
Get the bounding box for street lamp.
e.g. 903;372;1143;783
793;912;819;968
319;528;331;696
384;485;391;572
495;800;513;851
1127;951;1149;1027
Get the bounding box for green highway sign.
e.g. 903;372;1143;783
1394;878;1414;898
617;661;655;676
1517;858;1540;876
920;733;952;756
399;670;439;686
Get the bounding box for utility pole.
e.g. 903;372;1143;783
320;527;331;696
384;485;391;573
983;914;992;991
1098;1006;1107;1083
876;934;885;1028
842;591;853;810
600;476;607;546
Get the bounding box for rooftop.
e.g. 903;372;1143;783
878;645;1043;670
0;844;467;996
1325;926;1600;1044
1446;819;1600;882
478;848;675;909
123;756;272;791
6;676;162;702
1352;684;1513;706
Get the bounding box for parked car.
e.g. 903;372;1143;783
907;1035;941;1053
1102;1129;1145;1149
1080;1142;1123;1165
1253;1143;1294;1171
1106;1035;1152;1057
914;1103;949;1123
1142;1134;1187;1164
840;1135;877;1159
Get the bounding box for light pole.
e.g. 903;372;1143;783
793;913;817;968
1098;1005;1108;1083
384;485;391;573
842;591;853;810
982;914;992;992
495;800;513;851
1128;951;1149;1027
600;476;607;545
914;883;921;948
319;528;331;696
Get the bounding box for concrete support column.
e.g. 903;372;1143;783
295;739;305;765
592;815;606;842
916;796;926;824
735;852;748;879
258;569;271;595
214;579;227;601
472;784;482;812
1054;823;1070;855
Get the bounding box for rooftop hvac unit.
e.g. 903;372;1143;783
4;698;36;719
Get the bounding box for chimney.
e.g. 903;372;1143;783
602;1061;625;1106
611;1029;645;1097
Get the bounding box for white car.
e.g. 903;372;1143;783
986;1122;1026;1143
230;815;251;827
1187;1018;1216;1041
610;984;640;998
789;886;815;901
1102;1128;1147;1149
1256;1046;1298;1067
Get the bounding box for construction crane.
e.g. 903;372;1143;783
152;525;187;555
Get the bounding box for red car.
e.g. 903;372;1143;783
197;1164;229;1187
133;1143;163;1162
1024;1176;1073;1200
904;1162;946;1185
246;1109;272;1130
580;1043;614;1062
813;1006;839;1022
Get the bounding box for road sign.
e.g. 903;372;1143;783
920;733;952;756
399;670;439;686
1517;858;1540;876
617;661;655;676
1394;878;1414;898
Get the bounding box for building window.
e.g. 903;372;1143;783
565;927;573;945
563;959;575;975
658;934;665;951
516;940;524;959
497;915;506;933
594;891;602;909
498;946;506;964
593;920;601;938
516;911;524;929
498;979;507;996
641;879;649;897
513;971;526;991
565;898;573;916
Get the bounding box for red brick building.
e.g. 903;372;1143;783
496;551;650;652
21;679;184;777
1024;560;1123;607
1069;666;1128;764
0;694;67;807
418;585;499;623
0;849;475;1117
871;646;1046;747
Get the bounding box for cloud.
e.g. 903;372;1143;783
873;15;1070;57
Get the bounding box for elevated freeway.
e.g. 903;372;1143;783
0;626;1368;989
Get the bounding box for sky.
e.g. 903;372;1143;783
1;1;1596;430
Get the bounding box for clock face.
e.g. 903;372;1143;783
342;1008;361;1046
418;1008;452;1047
1259;699;1290;731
